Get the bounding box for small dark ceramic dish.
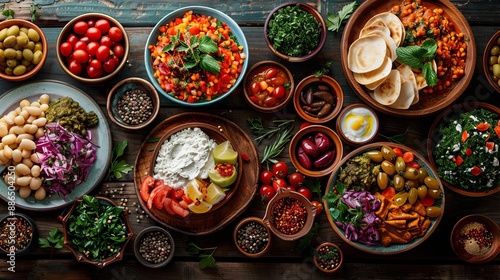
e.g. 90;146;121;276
233;216;272;257
0;213;36;257
313;242;344;273
483;30;500;93
134;226;175;268
107;77;160;130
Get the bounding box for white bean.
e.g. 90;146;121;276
29;177;42;190
39;94;50;105
22;158;33;168
26;115;36;124
30;101;41;108
18;186;31;198
19;138;36;150
16;163;31;175
16;133;35;144
35;127;44;138
32;117;46;127
19;99;30;108
14;115;25;126
0;150;9;163
0;123;8;137
25;106;42;116
30;152;41;164
14;107;21;115
12;149;22;162
40;104;49;112
21;149;32;159
23;124;38;134
19;110;29;120
9;125;25;135
30;164;40;177
2;134;16;145
34;186;46;200
16;176;31;187
3;115;14;126
3;145;12;159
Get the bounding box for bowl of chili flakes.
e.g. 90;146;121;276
340;0;476;117
144;6;249;106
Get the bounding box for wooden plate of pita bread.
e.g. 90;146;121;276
341;0;475;117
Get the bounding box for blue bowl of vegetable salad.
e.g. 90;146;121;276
427;102;500;197
264;2;327;62
324;142;445;255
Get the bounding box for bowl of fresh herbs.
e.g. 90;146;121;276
264;2;327;62
60;195;133;268
144;6;248;106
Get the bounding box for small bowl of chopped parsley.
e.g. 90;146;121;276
264;3;327;62
427;102;500;197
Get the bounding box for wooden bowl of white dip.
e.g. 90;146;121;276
150;122;242;213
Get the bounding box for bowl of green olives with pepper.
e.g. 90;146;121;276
0;19;47;81
483;30;500;93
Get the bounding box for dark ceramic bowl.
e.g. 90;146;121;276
0;213;36;257
134;226;175;268
313;242;343;273
483;30;500;93
234;217;272;257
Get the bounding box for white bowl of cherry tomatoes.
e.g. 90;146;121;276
56;13;129;84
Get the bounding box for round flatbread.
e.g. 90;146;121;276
372;70;401;105
397;64;419;105
365;29;398;61
354;56;392;85
385;12;405;46
360;23;391;39
388;81;414;109
348;35;387;73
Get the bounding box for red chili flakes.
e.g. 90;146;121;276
0;216;33;253
272;197;307;235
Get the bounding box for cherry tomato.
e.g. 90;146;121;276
263;96;277;107
68;60;82;75
96;45;111;62
272;161;288;179
87;19;95;27
108;26;123;42
73;21;89;35
265;68;277;79
297;187;312;200
72;49;89;63
86;64;103;78
86;41;100;56
249;82;261;95
311;200;323;216
85;27;102;42
67;34;79;46
113;43;125;59
95;19;111;34
260;170;274;185
103;58;117;73
272;85;286;99
74;40;87;51
273;178;287;192
78;36;90;44
300;122;312;130
100;36;113;48
220;73;231;83
89;59;102;69
288;172;305;188
60;42;73;57
259;185;275;202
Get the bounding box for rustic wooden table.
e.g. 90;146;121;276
1;0;499;279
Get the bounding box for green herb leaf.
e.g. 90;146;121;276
30;4;40;22
38;238;51;248
54;238;64;249
186;241;217;269
113;140;127;158
422;61;438;86
396;46;425;68
378;127;409;144
199;35;218;53
313;61;332;77
421;39;437;59
38;228;65;250
326;1;357;33
199;255;216;269
107;140;133;180
2;9;14;20
200;55;221;74
305;178;322;198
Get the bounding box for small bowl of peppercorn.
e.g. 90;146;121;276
450;214;500;264
134;226;175;268
0;213;36;257
234;217;272;257
107;77;160;130
313;242;343;273
263;188;316;241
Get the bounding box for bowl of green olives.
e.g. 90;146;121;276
0;19;47;81
483;30;500;93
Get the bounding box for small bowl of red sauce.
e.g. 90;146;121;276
243;60;294;113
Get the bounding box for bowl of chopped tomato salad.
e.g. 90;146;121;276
145;6;248;106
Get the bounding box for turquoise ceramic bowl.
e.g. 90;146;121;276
144;6;249;106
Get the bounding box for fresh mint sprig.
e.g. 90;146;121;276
396;39;438;86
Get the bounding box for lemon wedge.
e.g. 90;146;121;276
212;140;238;165
186;179;205;202
205;183;226;205
188;200;212;214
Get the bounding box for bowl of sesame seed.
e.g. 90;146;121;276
134;226;175;268
107;77;160;130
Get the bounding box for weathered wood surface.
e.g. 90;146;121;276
1;0;500;279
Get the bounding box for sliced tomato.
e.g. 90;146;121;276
178;200;189;209
163;198;177;216
465;147;473;156
476;122;490;131
182;195;194;205
171;200;190;217
486;141;495;151
406;161;421;169
153;187;167;210
140;176;154;202
382;187;396;199
461;130;469;143
455;155;464;166
470;165;483;176
393;147;403;158
495;126;500;138
148;186;165;209
171;188;184;200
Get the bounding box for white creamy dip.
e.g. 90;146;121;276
154;127;216;189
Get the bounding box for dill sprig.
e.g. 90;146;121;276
246;117;294;144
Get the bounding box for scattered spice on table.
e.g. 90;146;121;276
315;244;341;271
117;88;153;125
459;221;493;256
272;197;307;235
0;215;33;253
139;231;172;264
236;221;269;254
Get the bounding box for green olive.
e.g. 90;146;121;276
381;160;396;176
26;41;35;51
21;59;31;67
16;35;29;47
366;150;384;162
13;64;26;76
6;58;17;68
34;42;43;52
393;174;405;191
403;167;420;180
15;50;22;60
3;48;16;59
492;64;500;78
405;179;418;190
0;28;8;42
27;29;40;42
381;145;396;161
20;27;29;35
4;66;13;75
395;156;406;175
408;188;418;205
426;206;441;218
6;25;20;37
22;49;34;62
417;185;428;199
497;37;500;45
32;50;42;64
417;168;428;183
393;191;409;207
424;176;440;190
0;49;4;63
377;172;389;190
490;56;498;66
3;35;17;48
427;188;442;199
491;45;500;56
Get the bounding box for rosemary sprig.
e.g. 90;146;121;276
260;126;294;168
246;117;294;144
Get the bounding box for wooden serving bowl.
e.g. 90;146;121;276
59;196;133;268
335;103;379;146
289;124;343;177
107;77;160;130
313;242;344;273
243;60;295;113
340;0;476;117
293;75;344;124
483;30;500;93
263;188;316;241
264;2;327;62
450;214;500;264
233;217;272;257
0;19;47;81
427;102;500;197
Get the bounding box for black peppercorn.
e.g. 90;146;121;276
116;89;153;125
236;221;269;254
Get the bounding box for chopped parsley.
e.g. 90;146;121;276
434;109;500;192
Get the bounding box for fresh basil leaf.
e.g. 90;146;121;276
200;55;220;74
422;61;438;86
421;39;437;59
199;36;218;54
396;46;425;68
190;36;199;49
162;43;175;53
